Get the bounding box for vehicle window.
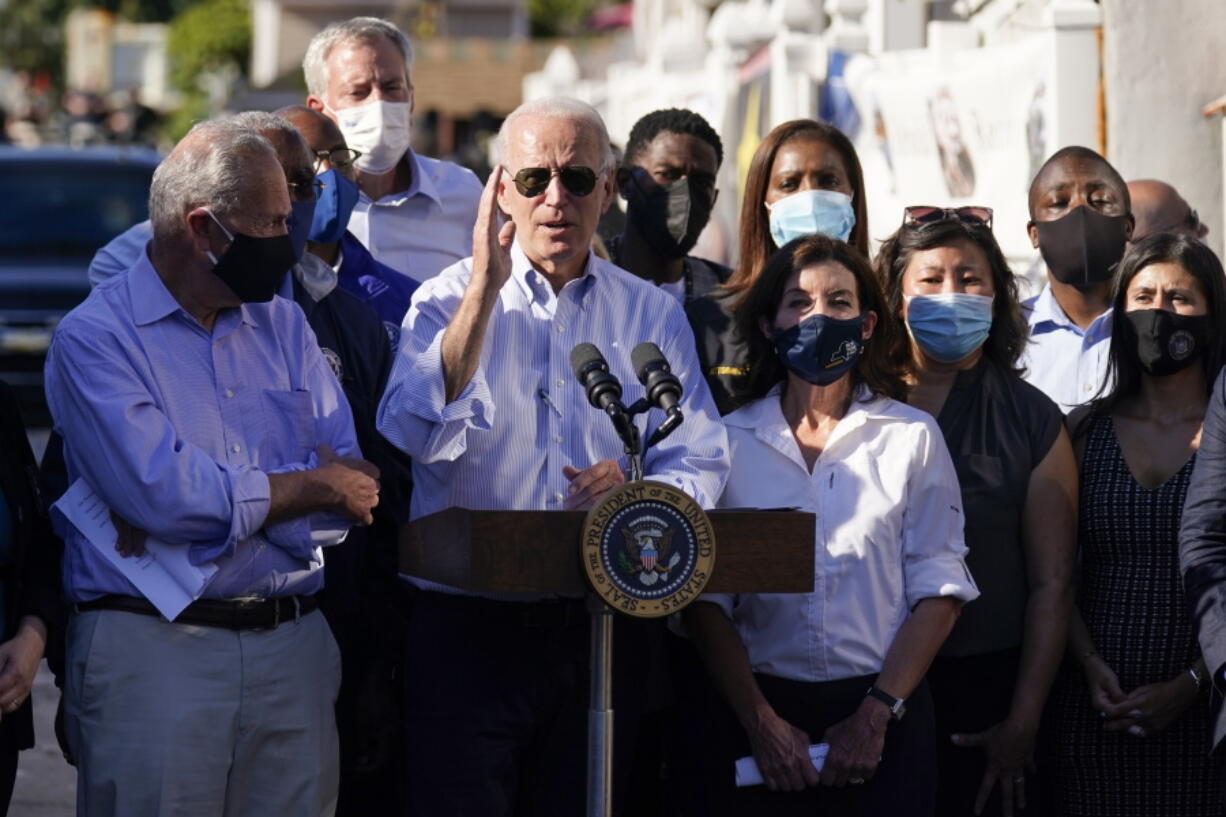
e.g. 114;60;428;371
0;163;154;257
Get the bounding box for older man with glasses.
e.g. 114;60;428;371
376;96;730;817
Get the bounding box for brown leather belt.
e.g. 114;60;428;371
75;593;319;631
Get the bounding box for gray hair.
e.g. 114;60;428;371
230;109;311;167
148;120;277;238
494;97;615;171
303;17;414;100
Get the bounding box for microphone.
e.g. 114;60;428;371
570;342;640;456
571;342;625;413
631;342;684;446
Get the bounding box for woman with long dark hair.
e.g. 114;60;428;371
686;120;868;414
1049;233;1226;815
683;234;977;816
877;207;1077;816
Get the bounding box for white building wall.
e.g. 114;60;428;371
1102;0;1226;258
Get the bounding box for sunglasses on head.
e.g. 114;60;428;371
507;165;601;198
902;205;994;230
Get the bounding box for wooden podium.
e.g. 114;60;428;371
402;506;815;816
402;507;815;594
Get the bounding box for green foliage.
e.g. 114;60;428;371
166;0;251;95
527;0;598;38
0;0;72;81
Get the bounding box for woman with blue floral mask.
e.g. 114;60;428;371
877;207;1078;817
687;120;869;416
683;234;978;816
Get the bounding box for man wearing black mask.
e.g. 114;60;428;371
607;108;728;303
1021;146;1134;412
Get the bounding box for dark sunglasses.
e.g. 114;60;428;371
507;165;601;198
902;205;994;230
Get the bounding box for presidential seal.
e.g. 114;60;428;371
581;480;715;618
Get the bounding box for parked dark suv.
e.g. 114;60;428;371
0;145;161;423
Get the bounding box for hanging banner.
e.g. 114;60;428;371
842;35;1052;271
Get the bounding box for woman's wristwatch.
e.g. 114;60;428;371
865;686;907;721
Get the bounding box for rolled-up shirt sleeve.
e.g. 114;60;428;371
901;422;979;608
377;260;496;464
640;300;730;508
46;322;268;564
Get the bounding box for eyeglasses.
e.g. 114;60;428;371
507;165;602;198
902;205;994;230
312;148;362;173
288;178;326;202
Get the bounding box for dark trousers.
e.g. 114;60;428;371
403;592;650;817
0;745;15;817
725;673;937;817
929;648;1034;817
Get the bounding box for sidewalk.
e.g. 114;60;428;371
12;664;75;815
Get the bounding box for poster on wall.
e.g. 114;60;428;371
841;35;1051;281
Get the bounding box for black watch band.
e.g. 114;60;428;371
865;685;906;721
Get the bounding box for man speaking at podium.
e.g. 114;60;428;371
377;97;729;816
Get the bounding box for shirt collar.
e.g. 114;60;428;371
725;381;891;467
130;245;261;329
1027;284;1113;341
366;149;441;207
508;241;600;305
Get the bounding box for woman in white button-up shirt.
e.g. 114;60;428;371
683;234;979;817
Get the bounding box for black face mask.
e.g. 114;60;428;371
623;167;713;260
205;211;296;303
1122;308;1212;377
1034;205;1130;289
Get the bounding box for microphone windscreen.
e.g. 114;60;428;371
570;342;606;381
631;342;668;383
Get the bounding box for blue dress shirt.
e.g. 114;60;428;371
377;243;730;592
1019;284;1113;413
346;150;481;284
46;248;359;602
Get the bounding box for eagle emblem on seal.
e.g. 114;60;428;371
620;515;682;586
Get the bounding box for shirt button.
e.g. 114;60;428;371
232;444;241;453
224;388;234;399
553;492;564;503
555;324;565;333
556;378;565;388
555;435;564;444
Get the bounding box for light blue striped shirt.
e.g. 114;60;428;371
1019;284;1113;413
46;248;359;601
377;243;730;588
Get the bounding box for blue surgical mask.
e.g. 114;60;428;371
767;189;856;247
905;292;994;363
309;168;361;245
288;198;317;263
772;313;864;386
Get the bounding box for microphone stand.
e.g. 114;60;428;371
585;398;682;817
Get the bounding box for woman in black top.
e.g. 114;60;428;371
876;208;1077;816
0;381;63;814
1051;234;1226;816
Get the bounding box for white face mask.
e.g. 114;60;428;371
327;98;412;175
